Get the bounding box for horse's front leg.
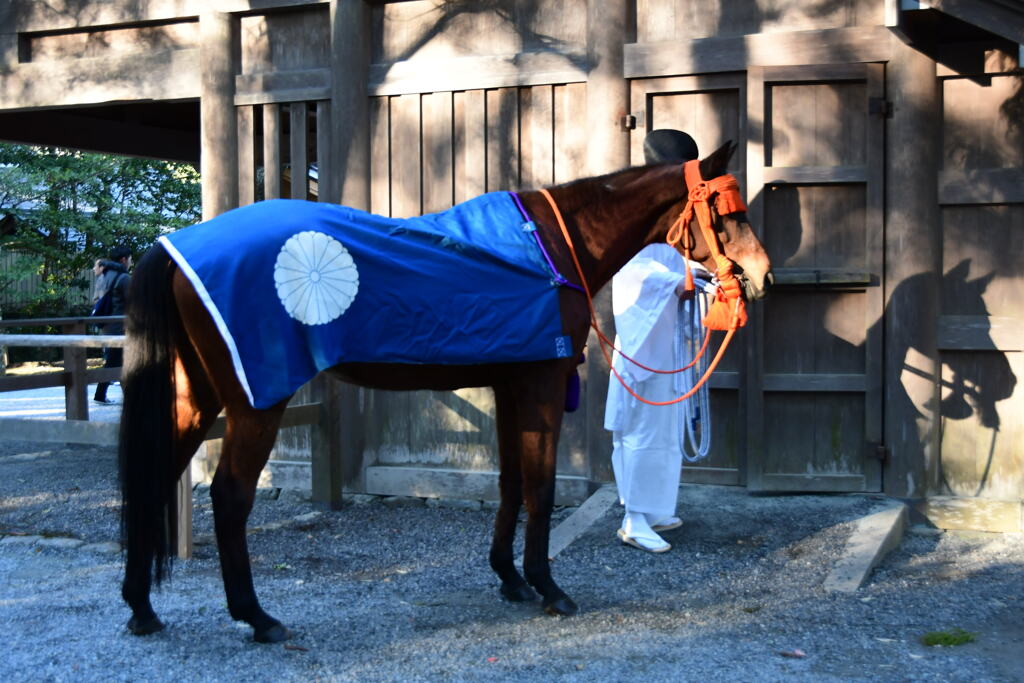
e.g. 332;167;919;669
515;376;578;616
490;387;538;603
212;404;289;643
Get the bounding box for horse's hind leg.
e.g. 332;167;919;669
211;403;289;643
490;387;538;603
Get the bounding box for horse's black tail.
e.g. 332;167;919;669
119;242;179;586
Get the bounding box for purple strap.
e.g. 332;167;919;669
509;192;586;295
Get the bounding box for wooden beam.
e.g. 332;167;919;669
938;168;1024;205
625;26;895;79
0;0;329;32
365;465;592;507
763;373;867;393
938;315;1024;351
369;50;589;97
0;49;201;111
764;166;867;184
0;109;199;163
0;417;118;445
926;0;1024;45
0;334;124;348
234;68;331;106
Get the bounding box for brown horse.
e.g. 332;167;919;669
118;141;771;642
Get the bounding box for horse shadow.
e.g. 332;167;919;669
769;195;1017;496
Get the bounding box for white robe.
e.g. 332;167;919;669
605;244;700;518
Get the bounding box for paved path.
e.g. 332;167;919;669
0;383;122;422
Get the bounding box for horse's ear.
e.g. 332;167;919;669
699;140;737;179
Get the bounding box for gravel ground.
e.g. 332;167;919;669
2;439;1023;682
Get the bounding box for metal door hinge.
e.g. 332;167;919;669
869;97;893;118
620;114;637;130
872;444;890;462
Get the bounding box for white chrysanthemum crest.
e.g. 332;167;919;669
273;231;359;325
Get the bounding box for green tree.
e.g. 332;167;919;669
0;143;201;313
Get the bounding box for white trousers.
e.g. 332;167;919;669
610;369;681;519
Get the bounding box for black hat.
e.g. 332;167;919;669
643;129;699;164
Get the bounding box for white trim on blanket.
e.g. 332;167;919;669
159;235;257;407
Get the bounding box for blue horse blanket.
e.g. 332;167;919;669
160;193;572;409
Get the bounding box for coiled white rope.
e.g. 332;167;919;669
677;277;715;462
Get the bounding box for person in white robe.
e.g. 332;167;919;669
605;244;709;552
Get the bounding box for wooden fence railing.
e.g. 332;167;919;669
0;316;326;557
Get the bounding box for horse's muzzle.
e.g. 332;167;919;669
739;270;772;301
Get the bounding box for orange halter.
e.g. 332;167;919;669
666;160;748;331
538;160;750;406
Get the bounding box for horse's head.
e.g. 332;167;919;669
650;141;773;301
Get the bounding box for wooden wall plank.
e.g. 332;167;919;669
453;90;486;203
421;92;453;213
369;97;390;216
520;86;554;189
390;93;421;216
553;82;587;184
485;88;519;192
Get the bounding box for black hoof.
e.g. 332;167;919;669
127;614;165;636
543;596;579;617
500;581;538;603
254;622;291;644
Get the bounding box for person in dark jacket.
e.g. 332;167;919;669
93;246;132;404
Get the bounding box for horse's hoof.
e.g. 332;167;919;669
543;596;578;617
254;622;291;644
126;614;165;636
500;582;538;603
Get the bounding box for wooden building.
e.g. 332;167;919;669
1;1;1021;530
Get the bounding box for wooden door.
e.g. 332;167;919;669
630;73;748;485
746;64;885;492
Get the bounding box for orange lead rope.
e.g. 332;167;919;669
539;160;748;407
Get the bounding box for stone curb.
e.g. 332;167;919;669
824;502;909;593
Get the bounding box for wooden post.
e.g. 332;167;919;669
583;0;631;482
61;321;88;421
185;9;239;555
200;10;239;220
307;1;372;509
884;38;941;498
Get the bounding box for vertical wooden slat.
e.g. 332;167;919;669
369;96;391;216
421;91;453;213
554;82;587;184
863;62;886;492
290;102;308;199
454;89;486;203
316;100;331;202
237;104;256;206
263;103;282;199
485;87;518;192
745;66;767;491
520;85;554;189
391;93;421;217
